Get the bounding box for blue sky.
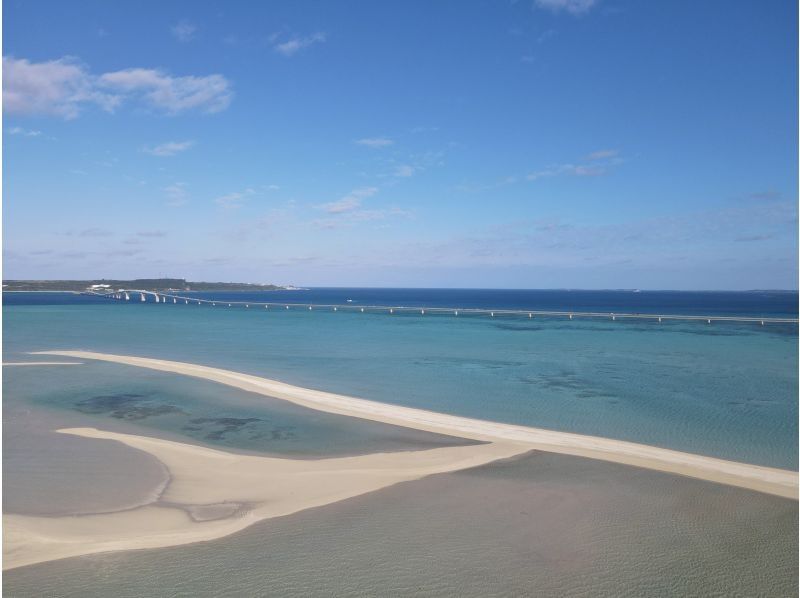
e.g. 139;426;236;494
3;0;797;289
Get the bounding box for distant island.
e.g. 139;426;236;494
2;278;292;292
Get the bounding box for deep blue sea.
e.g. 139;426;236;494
5;287;798;317
3;288;798;469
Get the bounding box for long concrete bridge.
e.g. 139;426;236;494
88;289;799;326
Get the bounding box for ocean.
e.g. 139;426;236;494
3;289;798;468
3;288;798;596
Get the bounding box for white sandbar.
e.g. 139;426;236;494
4;349;796;570
35;350;798;500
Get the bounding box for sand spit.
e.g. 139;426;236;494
35;351;799;500
3;428;528;570
4;349;796;569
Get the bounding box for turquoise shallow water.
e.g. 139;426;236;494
4;294;797;468
3;291;797;597
4;360;474;458
3;360;474;517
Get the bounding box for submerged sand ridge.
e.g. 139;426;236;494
4;350;797;570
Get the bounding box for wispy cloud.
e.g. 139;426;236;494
320;187;379;214
747;190;781;201
78;227;112;237
392;201;796;273
144;140;195;157
355;137;393;148
734;234;774;242
313;207;412;229
537;29;557;44
313;187;413;229
164;182;189;207
136;230;167;238
99;68;232;114
215;188;256;209
393;164;416;177
171;20;197;42
527;163;604;180
6;126;42;137
527;150;621;181
3;56;233;118
273;32;326;57
534;0;598;15
586;149;618;160
409;125;440;134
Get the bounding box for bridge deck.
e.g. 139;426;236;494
89;290;800;325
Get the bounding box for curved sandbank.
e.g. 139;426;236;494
4;428;529;569
35;350;799;499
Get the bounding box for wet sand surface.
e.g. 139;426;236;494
5;451;796;597
3;407;168;516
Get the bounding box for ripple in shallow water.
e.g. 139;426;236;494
5;452;796;597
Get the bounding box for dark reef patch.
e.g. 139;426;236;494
74;393;186;420
518;370;616;401
182;417;297;442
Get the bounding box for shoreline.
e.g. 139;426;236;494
33;351;799;499
4;349;796;570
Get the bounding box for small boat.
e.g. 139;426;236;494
346;299;353;303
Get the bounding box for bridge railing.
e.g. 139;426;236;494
86;289;800;325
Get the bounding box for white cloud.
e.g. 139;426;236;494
3;56;119;119
145;140;195;157
273;32;326;57
526;150;621;181
534;0;597;15
78;227;112;237
215;188;256;209
3;56;232;118
313;206;412;229
320;187;379;214
171;20;197;42
99;68;232;114
164;182;189;207
6;126;42;137
355;137;393;148
393;164;415;177
526;163;606;180
587;149;618;160
572;165;606;176
311;185;411;228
